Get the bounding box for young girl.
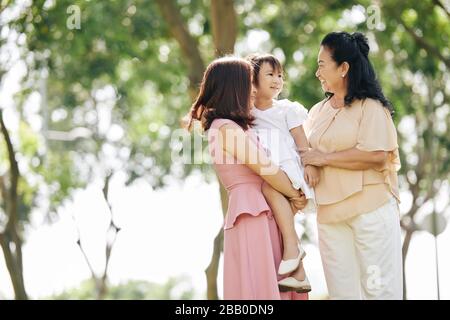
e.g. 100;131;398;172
247;53;320;292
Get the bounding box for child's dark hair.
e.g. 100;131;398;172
246;53;283;87
186;56;255;131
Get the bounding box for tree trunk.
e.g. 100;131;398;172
204;182;228;300
401;227;414;300
0;231;28;300
156;0;237;299
204;228;223;300
210;0;237;56
0;110;28;300
203;1;236;298
154;0;205;99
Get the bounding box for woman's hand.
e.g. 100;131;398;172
304;165;320;187
289;192;306;214
301;149;327;167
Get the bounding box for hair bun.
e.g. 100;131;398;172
352;32;369;57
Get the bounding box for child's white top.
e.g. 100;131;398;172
251;98;316;213
251;99;309;165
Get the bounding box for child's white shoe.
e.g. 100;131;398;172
278;244;306;276
278;275;312;293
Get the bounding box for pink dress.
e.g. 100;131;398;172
208;118;308;300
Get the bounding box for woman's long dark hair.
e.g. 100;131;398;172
321;32;394;115
186;57;254;131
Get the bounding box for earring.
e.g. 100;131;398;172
341;74;345;78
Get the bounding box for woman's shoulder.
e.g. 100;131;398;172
208;118;250;143
311;97;328;107
360;98;391;117
308;98;328;115
361;97;383;108
210;118;241;130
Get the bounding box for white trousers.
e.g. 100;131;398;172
318;197;403;300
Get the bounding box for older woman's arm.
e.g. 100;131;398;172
301;147;387;170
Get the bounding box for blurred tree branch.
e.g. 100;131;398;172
397;75;449;298
432;0;450;17
399;19;450;68
155;0;205;99
155;0;238;300
0;0;12;12
75;171;120;299
0;109;27;300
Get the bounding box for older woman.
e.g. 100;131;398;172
301;32;402;300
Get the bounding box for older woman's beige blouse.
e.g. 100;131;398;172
304;98;401;224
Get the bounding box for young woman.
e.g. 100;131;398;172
186;56;308;300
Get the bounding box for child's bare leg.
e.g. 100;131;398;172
262;182;300;261
262;183;307;281
286;192;307;281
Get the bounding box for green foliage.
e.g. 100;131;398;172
1;0;447;218
10;0;212;192
1;0;448;299
50;277;197;300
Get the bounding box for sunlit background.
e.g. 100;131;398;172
0;0;449;300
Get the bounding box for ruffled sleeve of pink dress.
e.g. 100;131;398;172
208;118;308;300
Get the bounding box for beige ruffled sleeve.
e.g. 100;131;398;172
356;99;401;200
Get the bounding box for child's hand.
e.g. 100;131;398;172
304;165;320;187
289;191;306;214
